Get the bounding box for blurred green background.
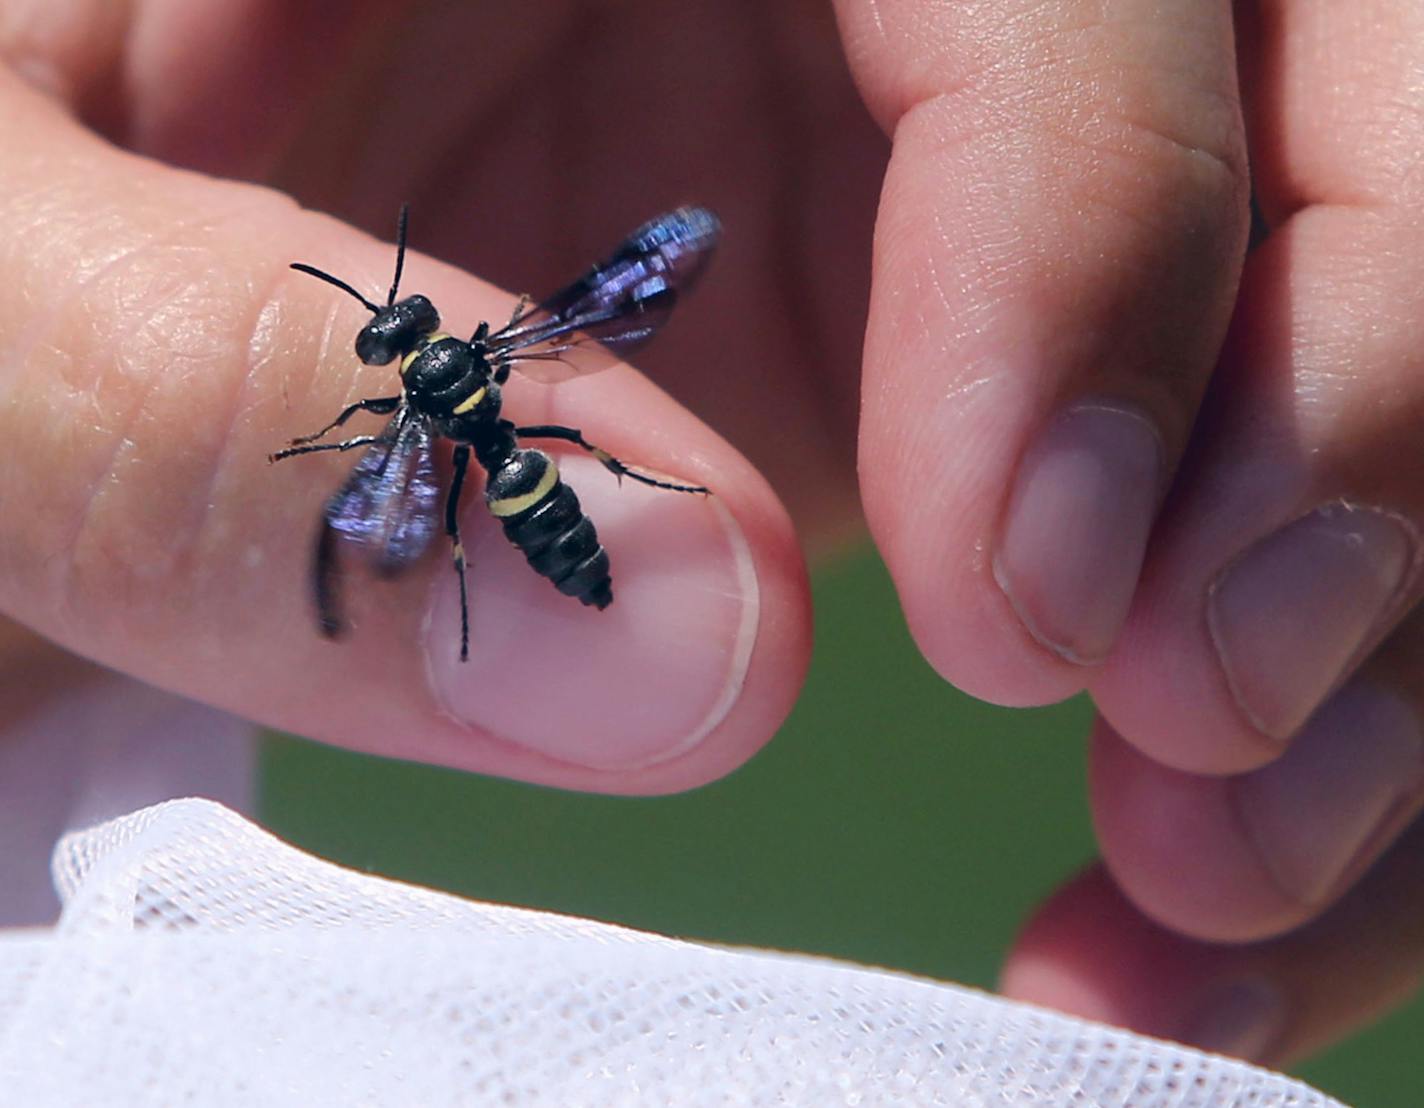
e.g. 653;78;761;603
263;546;1420;1106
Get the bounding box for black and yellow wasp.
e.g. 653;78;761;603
271;206;719;661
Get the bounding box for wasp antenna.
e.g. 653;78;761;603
387;203;410;307
290;263;381;314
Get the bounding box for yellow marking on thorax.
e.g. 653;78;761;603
451;386;487;415
488;460;560;517
400;331;453;373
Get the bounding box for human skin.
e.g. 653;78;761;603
2;0;1422;1070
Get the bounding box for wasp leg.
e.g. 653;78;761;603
284;396;401;448
471;297;529;348
269;435;379;463
446;444;472;662
487;297;535;386
514;425;709;495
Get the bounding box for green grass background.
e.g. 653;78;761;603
263;546;1421;1106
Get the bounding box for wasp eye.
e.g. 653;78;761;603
355;324;397;365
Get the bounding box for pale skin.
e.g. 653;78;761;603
1;0;1422;1069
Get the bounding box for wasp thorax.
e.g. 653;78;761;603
355;294;440;365
402;336;490;416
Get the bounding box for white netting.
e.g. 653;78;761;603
0;799;1342;1106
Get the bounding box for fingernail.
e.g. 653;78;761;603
1233;680;1423;905
427;454;758;771
1176;978;1287;1061
1209;504;1414;738
994;402;1163;664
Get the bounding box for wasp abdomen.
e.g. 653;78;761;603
486;449;612;609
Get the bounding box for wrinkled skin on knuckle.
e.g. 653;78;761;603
893;92;1246;423
0;214;299;646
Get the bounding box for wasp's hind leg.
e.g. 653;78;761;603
446;444;473;662
514;425;709;495
280;396;401;451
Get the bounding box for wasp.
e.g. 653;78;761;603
271;206;719;661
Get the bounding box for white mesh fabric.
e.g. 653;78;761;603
0;799;1342;1106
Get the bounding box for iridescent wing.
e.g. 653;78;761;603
314;409;440;635
485;205;720;382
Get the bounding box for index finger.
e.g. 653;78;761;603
835;0;1247;704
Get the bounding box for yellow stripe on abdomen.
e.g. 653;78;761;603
488;459;560;517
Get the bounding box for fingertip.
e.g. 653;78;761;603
275;364;811;797
1090;720;1307;943
505;373;814;792
1003;865;1291;1065
850;0;1247;712
428;455;763;774
1003;865;1204;1041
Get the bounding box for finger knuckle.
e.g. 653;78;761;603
12;199;297;634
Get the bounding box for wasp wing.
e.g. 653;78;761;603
315;410;440;636
486;205;720;383
323;410;439;572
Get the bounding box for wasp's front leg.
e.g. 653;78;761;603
284;396;402;449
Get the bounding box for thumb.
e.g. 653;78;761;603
0;71;809;794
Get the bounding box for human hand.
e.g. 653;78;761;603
0;3;817;798
1;0;1419;1072
829;0;1424;1069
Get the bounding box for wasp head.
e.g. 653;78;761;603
291;206;438;367
355;295;440;365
